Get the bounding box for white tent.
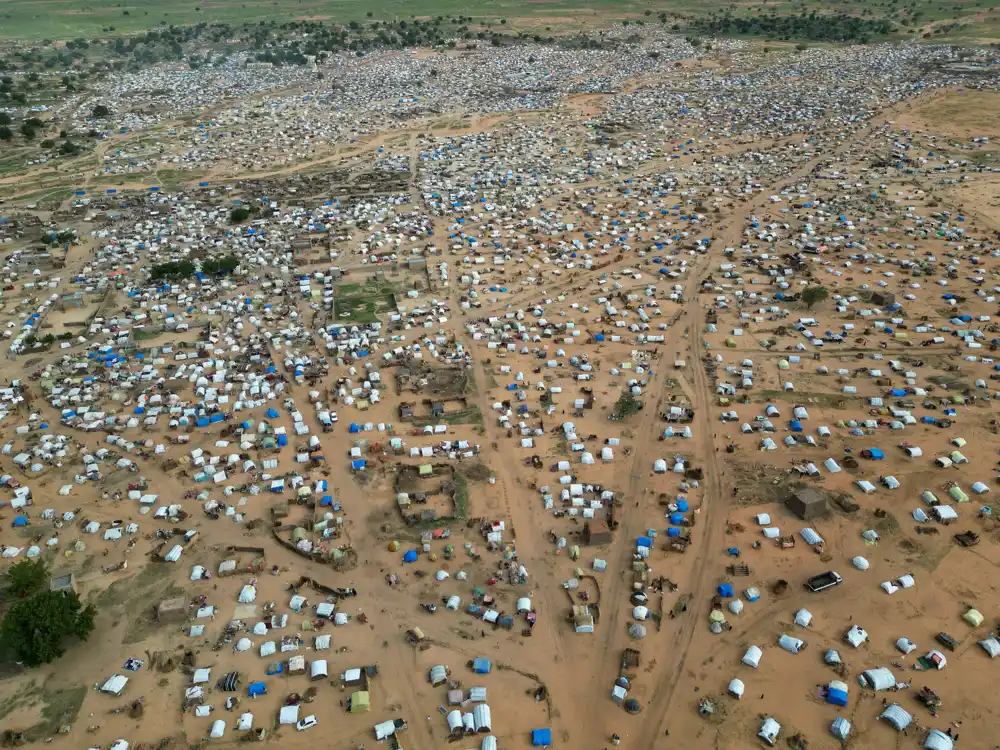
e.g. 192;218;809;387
238;713;254;731
861;667;896;691
878;704;912;731
794;609;812;628
209;720;226;739
852;556;870;570
238;585;257;603
728;679;745;698
778;634;805;654
844;625;868;648
758;717;781;746
895;637;916;655
101;675;129;695
979;637;1000;658
234;638;252;652
823;458;841;473
923;729;956;750
742;645;762;669
279;705;299;725
653;459;667;473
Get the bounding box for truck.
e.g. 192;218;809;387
805;571;843;593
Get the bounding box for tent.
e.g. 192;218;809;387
794;609;812;628
826;680;849;707
923;729;955;750
861;668;896;691
964;608;984;627
532;729;552;747
742;645;762;669
831;717;852;741
247;682;266;697
349;691;371;713
879;704;912;731
758;717;781;746
979;637;1000;658
473;658;492;674
101;675;129;695
728;679;744;698
778;634;805;654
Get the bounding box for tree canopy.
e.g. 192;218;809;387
1;590;96;667
802;286;829;309
4;558;48;599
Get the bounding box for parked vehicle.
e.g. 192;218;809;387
805;571;843;592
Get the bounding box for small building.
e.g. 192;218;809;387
786;487;829;521
50;573;76;593
398;404;414;421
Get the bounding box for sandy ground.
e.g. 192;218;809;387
2;59;1000;750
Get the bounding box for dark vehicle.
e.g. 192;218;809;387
935;632;959;651
805;571;843;593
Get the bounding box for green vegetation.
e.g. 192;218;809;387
333;278;396;323
149;254;238;281
4;559;48;599
690;11;894;43
454;470;469;518
229;207;251;223
802;285;829;309
0;680;88;741
0;560;96;668
612;391;643;419
412;405;484;428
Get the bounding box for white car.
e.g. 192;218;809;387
296;716;317;731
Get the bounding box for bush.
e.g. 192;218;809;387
0;125;11;141
40;138;55;148
91;104;110;117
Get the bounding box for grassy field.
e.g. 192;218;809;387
0;0;997;41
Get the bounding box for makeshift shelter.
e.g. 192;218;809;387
831;717;852;741
923;729;956;750
532;729;552;747
727;679;744;699
349;691;371;713
742;645;762;669
861;668;896;691
826;680;849;707
786;487;828;520
758;717;781;746
879;704;912;732
979;637;1000;658
778;634;805;654
964;608;984;627
210;720;226;739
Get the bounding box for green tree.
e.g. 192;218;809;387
802;286;829;309
40;139;55;149
229;207;251;223
0;125;11;141
612;391;642;419
0;112;10;126
0;590;96;667
91;104;111;117
20;123;36;139
4;559;48;599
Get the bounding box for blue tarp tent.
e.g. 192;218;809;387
889;389;907;397
276;435;288;447
265;662;284;676
265;408;279;419
472;658;492;674
864;448;885;460
790;420;803;432
349;423;360;433
921;416;937;424
637;536;653;548
532;729;552;747
12;516;28;527
248;682;267;697
196;417;210;427
669;513;685;525
717;584;734;597
676;499;689;512
666;527;682;538
403;550;418;563
826;685;848;707
351;459;366;470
